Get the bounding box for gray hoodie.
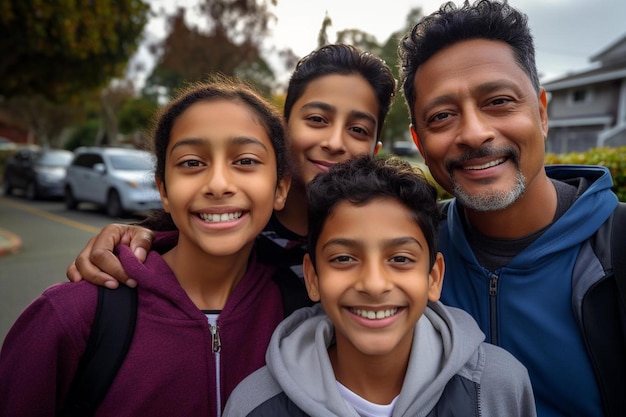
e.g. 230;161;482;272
224;302;536;417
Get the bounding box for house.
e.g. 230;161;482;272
542;34;626;154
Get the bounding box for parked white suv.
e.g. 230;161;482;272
64;147;162;217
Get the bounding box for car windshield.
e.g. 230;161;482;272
37;151;73;167
109;152;155;171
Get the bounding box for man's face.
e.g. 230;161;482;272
411;39;548;212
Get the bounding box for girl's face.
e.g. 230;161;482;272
157;99;289;258
286;74;381;187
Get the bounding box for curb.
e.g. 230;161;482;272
0;228;22;256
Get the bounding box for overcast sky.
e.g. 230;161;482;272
137;0;626;86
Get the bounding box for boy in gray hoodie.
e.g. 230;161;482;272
223;155;536;417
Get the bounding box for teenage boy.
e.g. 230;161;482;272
222;156;536;417
398;1;624;416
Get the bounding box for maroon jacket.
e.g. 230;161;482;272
0;239;285;417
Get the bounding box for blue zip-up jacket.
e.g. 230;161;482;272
439;165;619;417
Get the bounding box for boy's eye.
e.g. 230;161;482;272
390;255;412;264
331;255;354;263
306;115;327;124
349;126;370;137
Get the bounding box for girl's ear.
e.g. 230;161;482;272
428;252;445;302
303;254;321;302
273;175;291;211
156;177;170;213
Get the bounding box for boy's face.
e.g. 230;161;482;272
410;39;548;212
158;100;289;258
303;198;444;359
287;74;381;188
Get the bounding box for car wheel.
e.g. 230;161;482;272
106;189;124;218
3;177;12;196
65;187;78;210
25;181;38;200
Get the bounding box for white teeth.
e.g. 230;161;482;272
351;308;398;320
464;158;506;170
199;212;242;222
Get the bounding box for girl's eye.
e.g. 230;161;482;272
235;158;259;166
180;159;203;168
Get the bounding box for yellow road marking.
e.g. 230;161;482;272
1;198;101;234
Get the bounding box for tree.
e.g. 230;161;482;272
0;0;150;101
144;0;282;98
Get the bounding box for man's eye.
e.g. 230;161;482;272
432;113;450;122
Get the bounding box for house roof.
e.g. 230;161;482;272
590;33;626;64
542;60;626;91
542;32;626;91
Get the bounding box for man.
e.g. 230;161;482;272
398;1;624;416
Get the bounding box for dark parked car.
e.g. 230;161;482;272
3;147;74;199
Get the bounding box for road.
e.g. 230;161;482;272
0;194;144;345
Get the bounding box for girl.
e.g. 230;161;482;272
0;77;292;416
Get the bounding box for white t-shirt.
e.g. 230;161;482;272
337;381;398;417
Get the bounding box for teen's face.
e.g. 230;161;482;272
157;100;288;257
287;74;381;187
411;39;548;211
303;198;444;358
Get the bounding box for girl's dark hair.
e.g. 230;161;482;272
307;155;440;269
142;75;288;231
283;44;396;141
399;0;539;128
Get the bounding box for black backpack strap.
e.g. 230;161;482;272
612;202;626;310
60;285;138;416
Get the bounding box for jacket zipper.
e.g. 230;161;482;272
209;321;222;416
489;273;499;345
210;323;222;353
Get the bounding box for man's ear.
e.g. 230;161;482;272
410;125;426;160
273;176;291;211
373;141;383;156
156;177;170;213
303;254;321;302
538;88;549;140
428;252;445;302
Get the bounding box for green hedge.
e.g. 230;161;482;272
545;146;626;202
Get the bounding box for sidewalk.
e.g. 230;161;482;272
0;227;22;256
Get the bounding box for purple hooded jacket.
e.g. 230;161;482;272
0;235;285;417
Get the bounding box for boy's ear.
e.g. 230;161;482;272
273;175;291;211
303;254;321;302
373;141;383;156
428;252;445;302
156;177;171;213
410;125;426;160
